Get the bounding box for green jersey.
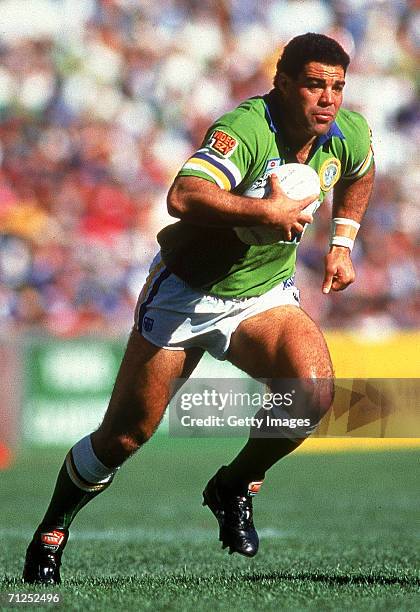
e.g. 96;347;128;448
157;90;373;297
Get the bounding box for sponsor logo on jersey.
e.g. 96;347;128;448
143;316;154;332
249;174;267;192
41;530;65;547
208;130;238;157
248;162;282;192
320;157;341;191
265;158;283;171
282;275;295;289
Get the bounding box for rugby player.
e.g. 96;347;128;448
23;33;375;583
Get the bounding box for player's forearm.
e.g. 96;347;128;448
167;176;270;227
332;164;375;223
328;164;375;253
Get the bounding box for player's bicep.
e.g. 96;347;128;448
167;176;221;217
333;162;375;221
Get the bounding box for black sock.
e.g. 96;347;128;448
219;382;325;492
37;450;115;534
218;436;305;492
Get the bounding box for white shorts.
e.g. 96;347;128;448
135;253;300;361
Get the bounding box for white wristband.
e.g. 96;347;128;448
330;217;360;251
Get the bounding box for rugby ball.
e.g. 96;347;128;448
234;163;321;245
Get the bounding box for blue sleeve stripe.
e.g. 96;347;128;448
194;152;237;190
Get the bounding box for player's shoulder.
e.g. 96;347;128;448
210;96;269;146
334;108;373;179
218;96;267;130
202;96;270;159
335;107;370;139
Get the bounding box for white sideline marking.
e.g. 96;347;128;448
1;527;290;542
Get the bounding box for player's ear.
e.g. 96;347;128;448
276;72;290;95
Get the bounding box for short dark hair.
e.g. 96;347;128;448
274;33;350;87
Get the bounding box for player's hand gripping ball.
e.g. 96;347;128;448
234;163;321;245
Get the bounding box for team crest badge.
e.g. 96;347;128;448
143;317;154;332
208;130;238;157
320;158;341;191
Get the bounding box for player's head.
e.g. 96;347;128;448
273;33;350;138
274;33;350;85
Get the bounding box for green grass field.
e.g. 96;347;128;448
1;438;419;611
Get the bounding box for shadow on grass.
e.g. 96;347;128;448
3;571;419;590
242;571;420;588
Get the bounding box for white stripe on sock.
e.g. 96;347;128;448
71;435;118;485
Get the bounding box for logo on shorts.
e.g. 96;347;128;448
143;317;154;332
320;158;341;191
208;130;238;157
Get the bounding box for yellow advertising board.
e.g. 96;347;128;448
326;331;420;378
301;331;420;452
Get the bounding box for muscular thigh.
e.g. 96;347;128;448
227;305;334;431
97;328;203;440
227;305;333;380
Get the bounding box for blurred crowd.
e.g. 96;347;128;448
0;0;418;337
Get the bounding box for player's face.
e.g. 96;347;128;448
280;62;345;138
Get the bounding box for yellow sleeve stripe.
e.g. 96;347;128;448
355;146;374;178
183;158;231;190
345;146;374;180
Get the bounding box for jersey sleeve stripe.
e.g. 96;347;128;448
193;151;238;189
182;158;231;190
181;160;228;189
344;146;374;179
196;149;242;187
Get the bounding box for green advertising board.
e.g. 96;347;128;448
23;338;125;446
22;337;247;446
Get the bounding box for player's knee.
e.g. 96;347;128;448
268;366;334;435
296;352;334;416
290;377;334;437
308;375;334;417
